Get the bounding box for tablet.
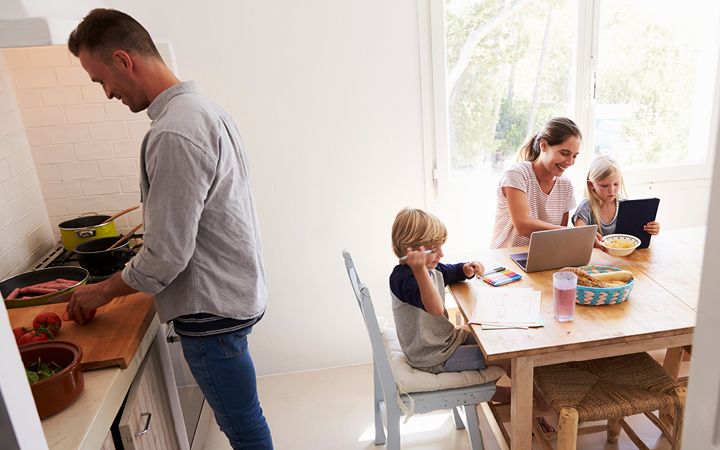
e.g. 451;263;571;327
615;198;660;249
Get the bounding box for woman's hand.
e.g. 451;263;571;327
463;261;485;278
644;221;660;235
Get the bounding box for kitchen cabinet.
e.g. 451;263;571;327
100;430;116;450
118;340;180;450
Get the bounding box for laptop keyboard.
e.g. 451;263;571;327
516;259;527;269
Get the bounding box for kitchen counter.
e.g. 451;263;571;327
41;315;161;450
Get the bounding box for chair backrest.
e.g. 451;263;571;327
342;249;398;398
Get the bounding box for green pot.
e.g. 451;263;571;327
58;215;117;251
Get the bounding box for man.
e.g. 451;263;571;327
66;9;273;449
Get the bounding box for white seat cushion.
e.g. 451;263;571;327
381;327;504;394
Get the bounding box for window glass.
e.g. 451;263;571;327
595;0;720;167
445;0;577;179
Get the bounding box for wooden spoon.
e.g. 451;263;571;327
107;223;144;250
100;205;140;225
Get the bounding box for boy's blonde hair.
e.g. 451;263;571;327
585;155;627;234
391;208;447;258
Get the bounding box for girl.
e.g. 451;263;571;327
572;155;660;242
491;117;582;249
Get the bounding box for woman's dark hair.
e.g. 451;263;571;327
68;9;161;61
517;117;582;162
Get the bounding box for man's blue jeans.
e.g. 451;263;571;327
180;326;273;449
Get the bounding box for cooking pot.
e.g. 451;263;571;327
74;236;134;276
58;215;117;251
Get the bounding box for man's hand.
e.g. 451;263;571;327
463;261;485;278
65;271;138;324
66;283;111;324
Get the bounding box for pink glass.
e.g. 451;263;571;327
553;272;577;322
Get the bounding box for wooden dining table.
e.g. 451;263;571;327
448;227;705;450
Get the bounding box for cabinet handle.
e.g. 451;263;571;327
135;412;152;436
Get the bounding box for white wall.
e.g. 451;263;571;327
0;51;54;280
100;0;427;375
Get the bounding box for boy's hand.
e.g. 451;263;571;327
403;246;430;270
644;221;660;235
463;261;484;278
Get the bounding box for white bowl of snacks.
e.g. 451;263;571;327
602;234;641;256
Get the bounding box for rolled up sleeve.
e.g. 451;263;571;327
122;131;215;294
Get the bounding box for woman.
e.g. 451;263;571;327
490;117;582;249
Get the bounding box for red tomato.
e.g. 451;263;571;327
13;327;29;343
18;331;50;345
32;312;62;338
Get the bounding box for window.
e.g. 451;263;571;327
594;0;720;174
423;0;720;250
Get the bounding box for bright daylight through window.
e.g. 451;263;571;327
429;0;720;252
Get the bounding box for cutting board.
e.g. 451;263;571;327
9;293;156;371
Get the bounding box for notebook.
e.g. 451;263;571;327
510;225;597;273
615;198;660;249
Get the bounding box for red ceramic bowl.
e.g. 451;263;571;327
20;341;84;419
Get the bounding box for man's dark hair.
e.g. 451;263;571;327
68;9;162;61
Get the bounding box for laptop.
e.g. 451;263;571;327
510;225;598;273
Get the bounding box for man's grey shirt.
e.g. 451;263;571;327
122;81;267;323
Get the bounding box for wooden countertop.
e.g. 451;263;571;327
42;315;161;450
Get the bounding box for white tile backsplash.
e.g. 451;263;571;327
75;141;114;160
15;89;43;108
81;85;109;103
25;127;52;146
12;68;58;89
32;144;75;164
98;159;137;177
56;66;91;86
28;46;71;68
0;50;54;279
2;45;148;256
35;164;61;181
57;161;100;179
48;124;91;144
40;86;84;106
22;106;66;127
81;178;121;196
0;91;15;114
89;122;128;141
2;48;30;69
65;104;107;124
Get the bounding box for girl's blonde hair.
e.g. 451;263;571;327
585;155;627;234
517;117;582;162
391;208;447;258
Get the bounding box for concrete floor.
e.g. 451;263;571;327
200;360;686;450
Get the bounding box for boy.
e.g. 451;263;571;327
390;208;491;374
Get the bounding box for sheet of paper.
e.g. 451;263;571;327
469;286;542;328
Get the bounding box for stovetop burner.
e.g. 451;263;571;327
34;235;143;284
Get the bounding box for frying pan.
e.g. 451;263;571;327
1;267;89;308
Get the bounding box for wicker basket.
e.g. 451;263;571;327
575;265;634;305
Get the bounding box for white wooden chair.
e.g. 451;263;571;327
342;249;503;450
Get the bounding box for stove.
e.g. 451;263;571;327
34;235;144;283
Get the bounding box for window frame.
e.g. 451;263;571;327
420;0;719;206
